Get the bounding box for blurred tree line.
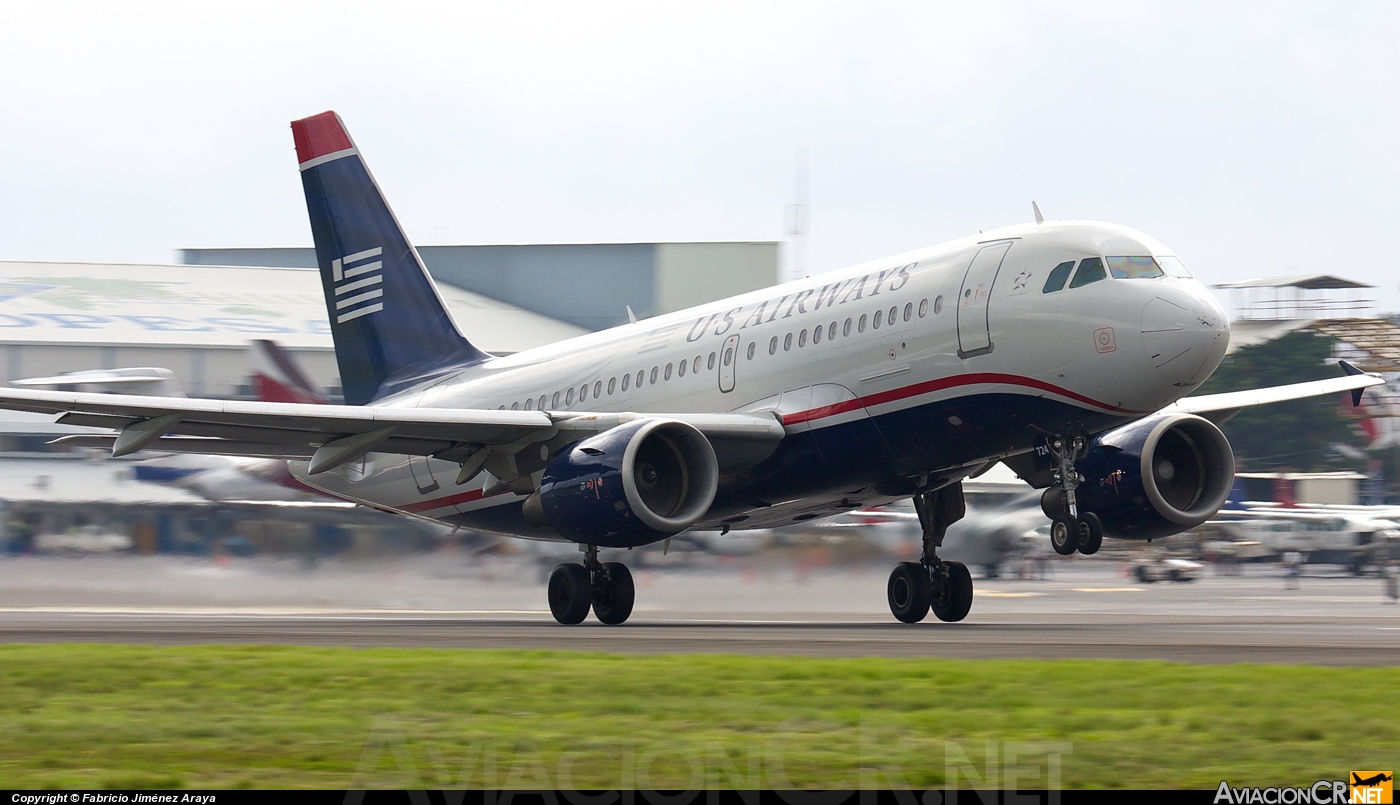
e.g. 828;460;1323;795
1193;331;1367;471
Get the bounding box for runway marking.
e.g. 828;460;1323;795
0;606;551;617
1074;587;1145;593
977;591;1043;598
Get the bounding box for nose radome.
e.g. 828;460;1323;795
1141;294;1229;385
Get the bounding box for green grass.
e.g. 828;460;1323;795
0;644;1393;789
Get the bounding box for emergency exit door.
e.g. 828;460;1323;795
956;241;1013;358
718;334;739;393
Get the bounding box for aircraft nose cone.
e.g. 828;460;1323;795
1141;293;1229;385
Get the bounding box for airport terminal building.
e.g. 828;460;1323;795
0;241;779;399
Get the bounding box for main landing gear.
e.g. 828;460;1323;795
887;482;975;624
1041;435;1104;557
548;545;636;625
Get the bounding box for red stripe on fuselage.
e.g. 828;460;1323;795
399;486;513;514
781;372;1143;427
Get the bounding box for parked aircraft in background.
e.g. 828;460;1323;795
7;111;1383;626
1214;503;1399;571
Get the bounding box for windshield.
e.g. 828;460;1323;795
1156;255;1193;278
1106;256;1164;279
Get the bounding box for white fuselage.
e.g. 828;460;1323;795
293;220;1230;539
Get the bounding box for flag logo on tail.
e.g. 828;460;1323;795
333;247;384;323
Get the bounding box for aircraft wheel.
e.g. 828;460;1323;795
887;562;930;624
1050;517;1078;556
548;563;592;625
932;560;974;623
1076;512;1104;555
592;562;635;625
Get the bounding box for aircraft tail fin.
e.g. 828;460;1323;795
291;111;488;405
250;340;327;405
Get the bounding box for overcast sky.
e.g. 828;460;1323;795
2;2;1397;314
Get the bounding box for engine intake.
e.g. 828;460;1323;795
1076;413;1235;540
525;418;719;547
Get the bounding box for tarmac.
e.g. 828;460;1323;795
0;551;1396;664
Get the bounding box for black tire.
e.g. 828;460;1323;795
592;562;635;625
932;560;974;622
887;562;930;623
547;563;592;625
1040;488;1067;520
1135;566;1153;584
1077;512;1104;556
1050;517;1078;556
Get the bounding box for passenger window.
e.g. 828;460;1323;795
769;336;778;355
621;375;630;392
708;352;716;370
1106;256;1164;279
636;370;645;387
873;310;882;329
538;395;547;410
525;398;534;410
799;329;807;347
608;377;616;394
594;380;603;397
1042;261;1075;293
784;333;792;351
858;314;867;333
747;342;756;359
650;367;659;384
918;299;928;317
678;360;687;377
889;305;898;325
552;391;561;407
934;295;943;314
724;346;733;365
812;326;822;344
828;322;836;340
843;318;852;336
903;303;913;322
580;384;589;402
1068;257;1107;289
664;364;672;381
693;356;702;373
566;388;575;405
511;401;519;410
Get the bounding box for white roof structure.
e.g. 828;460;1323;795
0;260;588;354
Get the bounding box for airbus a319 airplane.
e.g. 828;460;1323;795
6;112;1383;625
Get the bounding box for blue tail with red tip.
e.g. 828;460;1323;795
291;110;488;405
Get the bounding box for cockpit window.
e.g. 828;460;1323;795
1156;255;1192;278
1106;256;1165;279
1042;261;1075;293
1068;257;1106;288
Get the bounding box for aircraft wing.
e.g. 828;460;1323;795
1162;361;1384;422
0;386;783;473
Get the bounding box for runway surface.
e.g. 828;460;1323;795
0;553;1396;664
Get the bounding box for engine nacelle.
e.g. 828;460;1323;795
524;418;719;548
1076;413;1235;541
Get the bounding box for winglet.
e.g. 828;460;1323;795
1032;201;1044;225
1339;360;1368;406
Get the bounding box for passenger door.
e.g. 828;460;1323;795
718;334;739;393
956;241;1013;358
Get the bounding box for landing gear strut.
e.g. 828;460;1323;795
548;545;636;626
1043;435;1104;556
887;482;974;623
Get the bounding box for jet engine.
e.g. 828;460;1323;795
1075;413;1235;540
523;418;719;547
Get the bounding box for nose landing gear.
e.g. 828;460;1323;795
1043;434;1104;556
548;545;636;625
887;482;974;624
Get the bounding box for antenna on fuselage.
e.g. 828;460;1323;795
626;305;638;325
1032;201;1044;224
